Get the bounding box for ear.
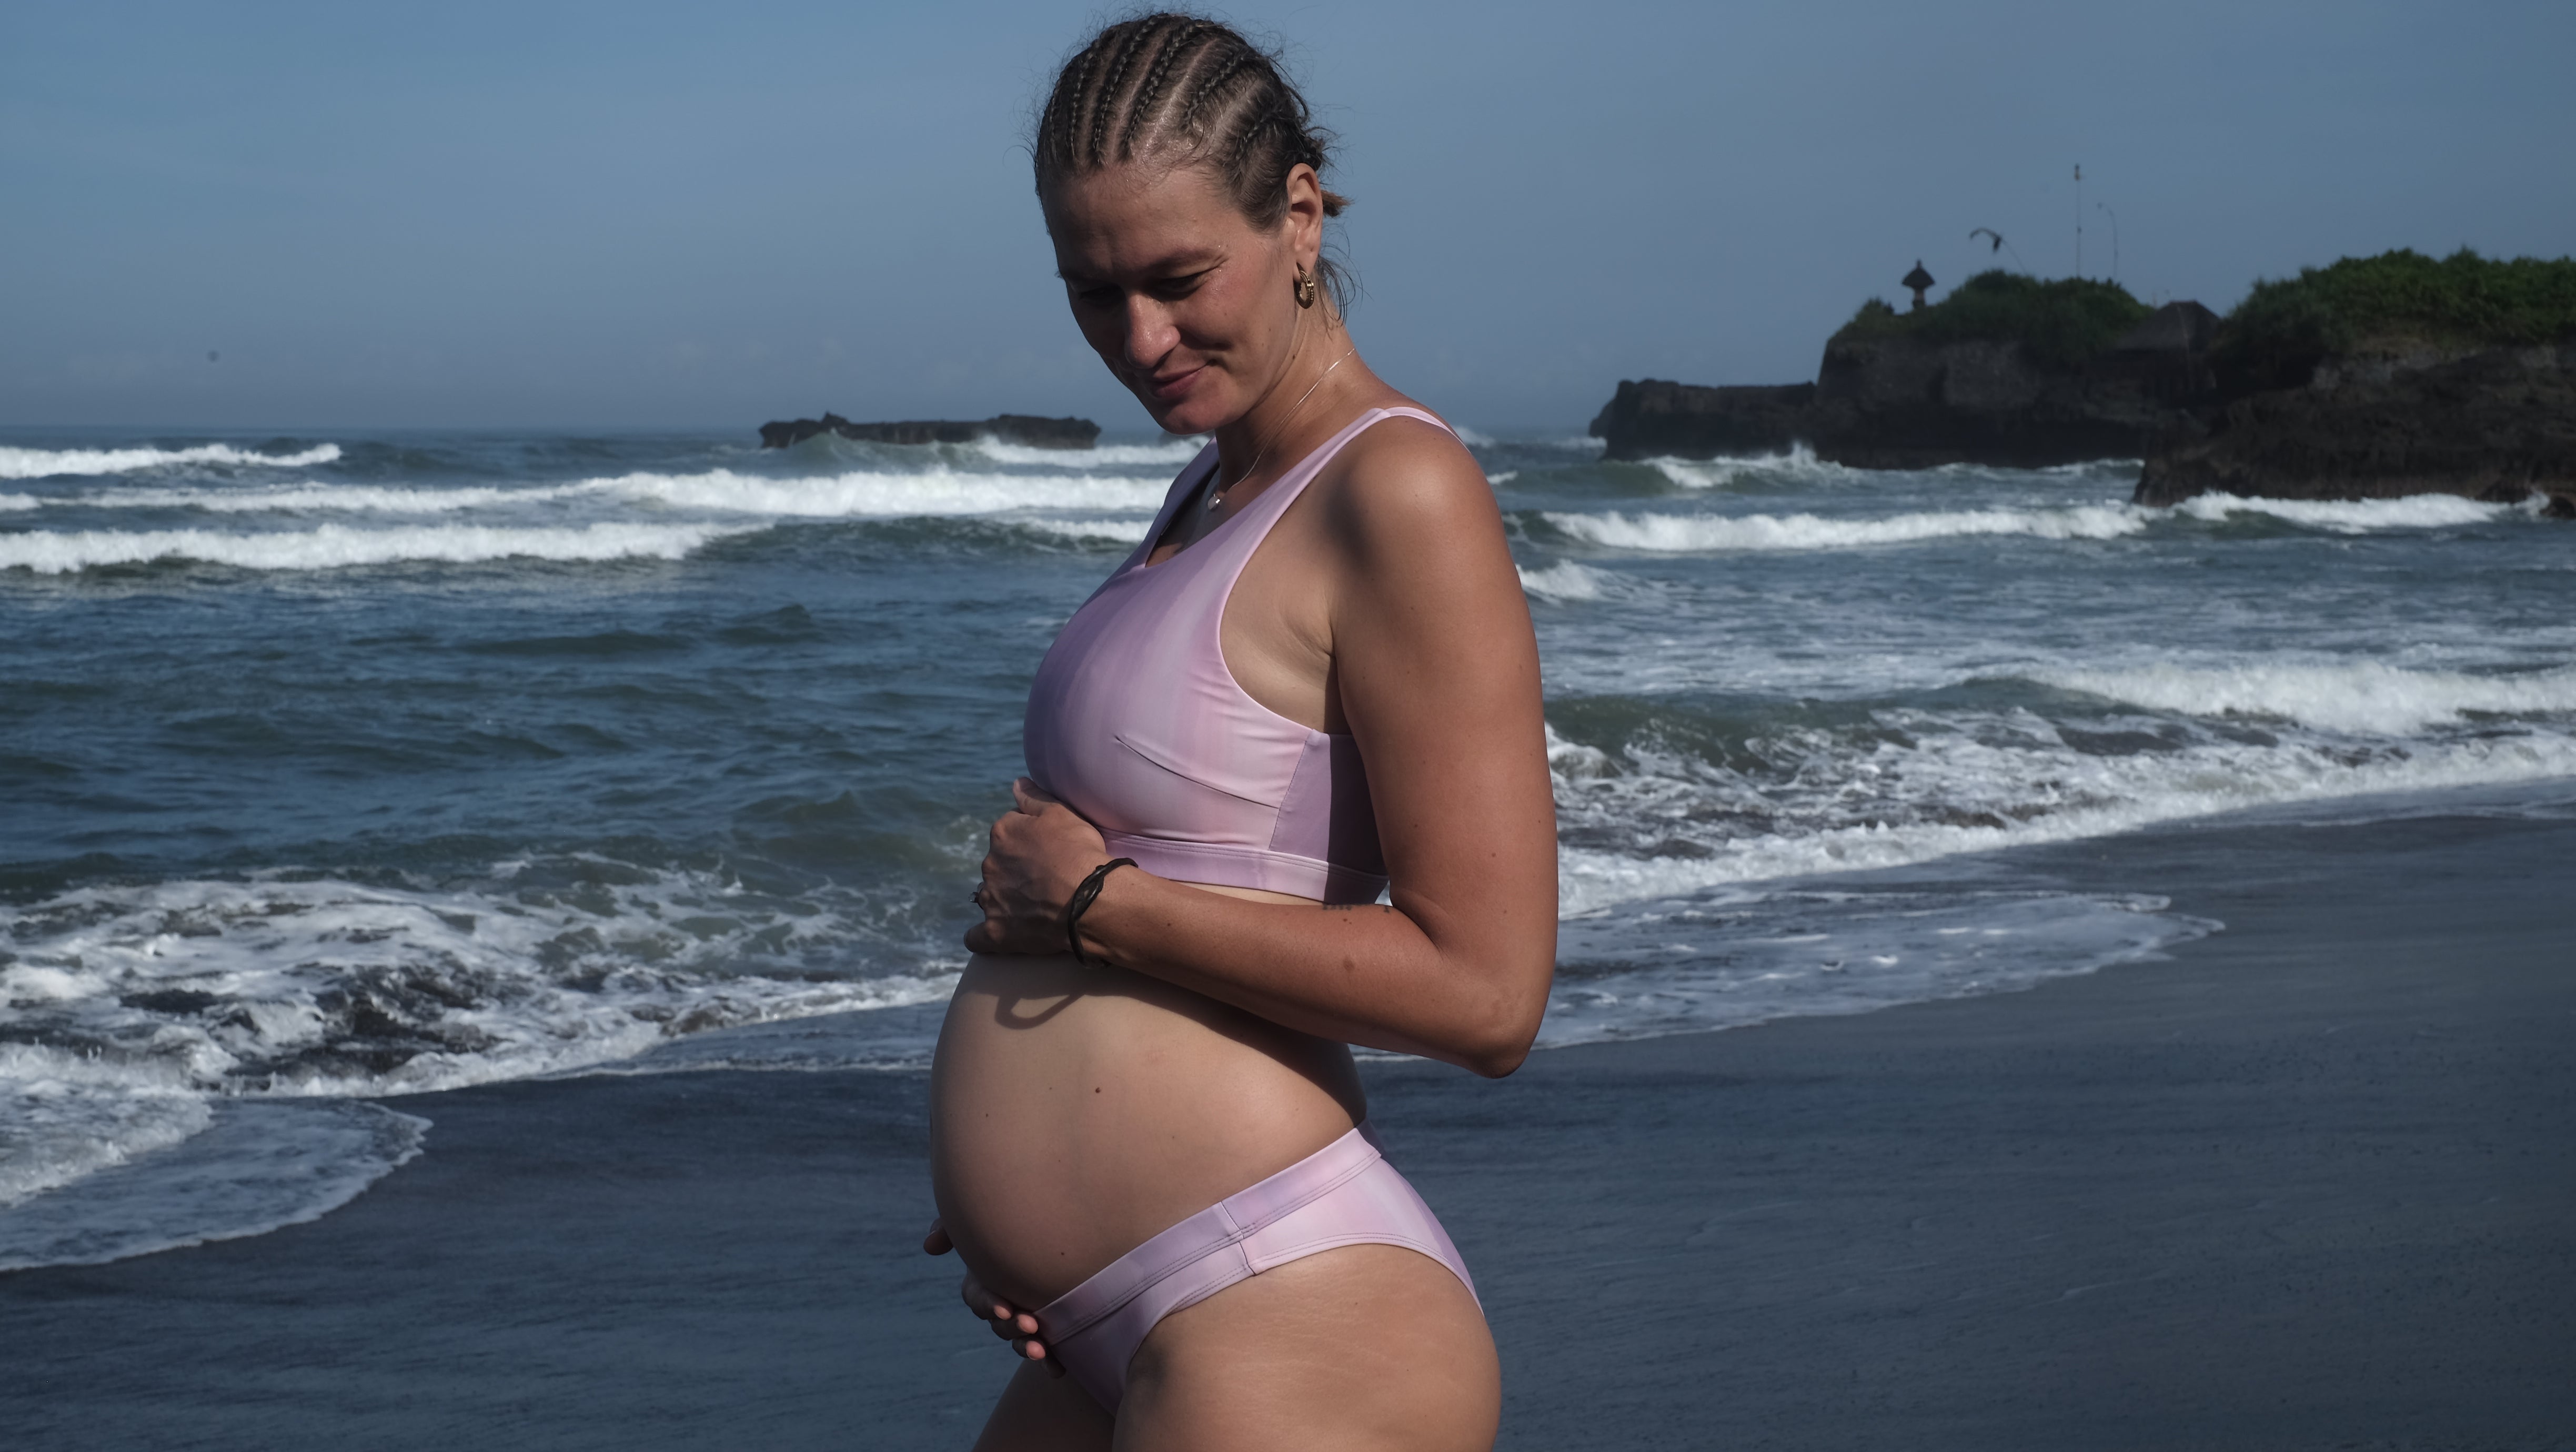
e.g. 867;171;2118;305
1281;163;1325;270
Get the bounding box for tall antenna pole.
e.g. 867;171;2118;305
2099;203;2119;283
2074;163;2084;279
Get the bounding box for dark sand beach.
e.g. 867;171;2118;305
6;802;2571;1451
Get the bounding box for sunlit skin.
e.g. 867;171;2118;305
922;153;1557;1452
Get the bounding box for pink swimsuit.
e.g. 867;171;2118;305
1019;407;1481;1411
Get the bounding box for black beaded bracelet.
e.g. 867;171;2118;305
1064;858;1137;968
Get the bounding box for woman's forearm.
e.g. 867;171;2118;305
1069;869;1550;1077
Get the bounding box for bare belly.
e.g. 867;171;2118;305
930;941;1367;1310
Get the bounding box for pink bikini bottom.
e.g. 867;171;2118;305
1034;1121;1479;1413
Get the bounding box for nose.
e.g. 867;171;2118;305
1121;294;1178;372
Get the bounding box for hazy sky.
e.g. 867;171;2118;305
4;0;2569;432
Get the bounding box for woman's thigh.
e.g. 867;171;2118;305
972;1359;1113;1452
1116;1244;1500;1452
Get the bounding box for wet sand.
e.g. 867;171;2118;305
5;805;2572;1450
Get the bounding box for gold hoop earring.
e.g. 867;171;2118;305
1294;266;1318;309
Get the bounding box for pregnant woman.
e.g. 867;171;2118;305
924;15;1557;1449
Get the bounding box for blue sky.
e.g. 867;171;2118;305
3;0;2569;431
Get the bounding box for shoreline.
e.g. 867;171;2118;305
5;802;2572;1449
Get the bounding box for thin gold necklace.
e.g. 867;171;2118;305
1208;342;1358;513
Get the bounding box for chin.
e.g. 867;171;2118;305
1126;368;1240;438
1142;390;1234;438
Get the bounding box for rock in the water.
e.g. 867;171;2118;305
759;413;1101;450
2135;342;2576;513
1586;381;1815;458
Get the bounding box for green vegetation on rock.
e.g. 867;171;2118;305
2216;248;2576;394
1830;270;2150;370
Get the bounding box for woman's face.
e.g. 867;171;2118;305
1042;162;1321;437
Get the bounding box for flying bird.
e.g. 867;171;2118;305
1968;228;2026;271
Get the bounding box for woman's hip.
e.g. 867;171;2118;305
1037;1121;1482;1415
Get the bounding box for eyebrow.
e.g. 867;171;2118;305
1056;250;1225;284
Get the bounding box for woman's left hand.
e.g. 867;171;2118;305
967;777;1112;955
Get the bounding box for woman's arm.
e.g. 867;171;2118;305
968;423;1556;1077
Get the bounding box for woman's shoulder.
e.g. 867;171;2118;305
1313;395;1498;553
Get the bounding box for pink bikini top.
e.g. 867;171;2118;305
1023;406;1450;904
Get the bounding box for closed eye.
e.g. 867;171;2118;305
1065;268;1215;309
1145;268;1213;301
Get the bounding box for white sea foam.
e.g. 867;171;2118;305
595;468;1168;518
39;467;1171;521
1544;491;2520;558
969;438;1206;469
0;1100;428;1272
1647;444;1859;490
1518;560;1608;601
0;493;35;511
1541;890;2212;1047
1018;517;1153;544
1451;424;1497;448
0;863;959;1254
2039;660;2576;735
58;482;577;515
0;443;340;479
0;522;749;574
0;1045;214;1210
2172;491;2510;532
1549;704;2576;916
1547;504;2147;552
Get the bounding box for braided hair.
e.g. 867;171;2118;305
1035;14;1351;310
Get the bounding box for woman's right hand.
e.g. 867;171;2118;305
922;1217;1063;1374
965;778;1112;957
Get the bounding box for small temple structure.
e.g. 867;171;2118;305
1902;261;1936;311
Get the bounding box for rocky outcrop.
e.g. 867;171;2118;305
1591;302;2218;468
2136;342;2576;516
1587;381;1814;458
1804;333;2182;469
759;413;1101;450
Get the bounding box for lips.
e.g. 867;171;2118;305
1143;364;1205;400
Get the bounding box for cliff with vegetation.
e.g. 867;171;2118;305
2138;250;2576;514
1592;249;2576;516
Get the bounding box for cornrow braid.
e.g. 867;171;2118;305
1034;13;1352;309
1039;39;1102;174
1082;22;1159;171
1113;18;1209;162
1169;48;1256;145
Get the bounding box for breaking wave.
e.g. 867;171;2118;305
968;437;1205;469
0;443;341;480
1016;517;1153;545
1646;445;1862;490
1545;504;2146;552
1541;490;2533;556
592;468;1166;518
2037;660;2576;735
2171;491;2513;531
1518;560;1608;601
37;468;1171;520
0;522;750;574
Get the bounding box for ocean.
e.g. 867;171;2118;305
3;422;2571;1274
